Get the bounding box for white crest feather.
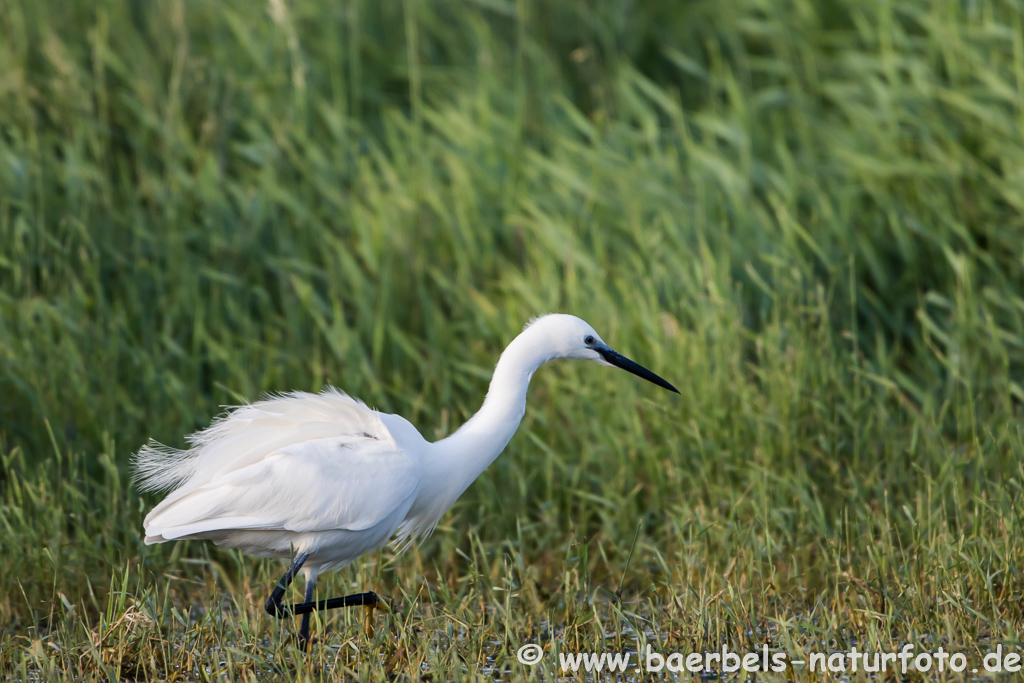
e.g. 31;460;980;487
522;313;554;331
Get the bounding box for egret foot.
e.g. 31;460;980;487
364;604;374;637
361;593;392;637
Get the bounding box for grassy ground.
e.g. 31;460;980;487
3;0;1024;679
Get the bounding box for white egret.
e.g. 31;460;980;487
133;314;677;644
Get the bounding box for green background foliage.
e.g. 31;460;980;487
2;0;1023;678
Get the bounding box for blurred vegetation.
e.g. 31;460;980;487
2;0;1024;679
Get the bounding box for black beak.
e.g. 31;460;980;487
597;347;679;394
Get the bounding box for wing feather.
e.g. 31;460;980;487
136;388;419;543
144;437;418;540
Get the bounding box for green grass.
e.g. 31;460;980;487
2;0;1024;679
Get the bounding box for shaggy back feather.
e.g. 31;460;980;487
131;388;394;494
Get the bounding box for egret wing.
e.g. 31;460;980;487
143;435;419;541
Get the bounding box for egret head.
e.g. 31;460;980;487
524;314;679;393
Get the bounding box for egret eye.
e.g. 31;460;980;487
584;335;595;345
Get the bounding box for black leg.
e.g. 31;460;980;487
298;574;316;645
278;590;382;615
264;553;386;641
264;551;310;617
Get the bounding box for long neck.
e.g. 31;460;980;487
429;330;555;491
